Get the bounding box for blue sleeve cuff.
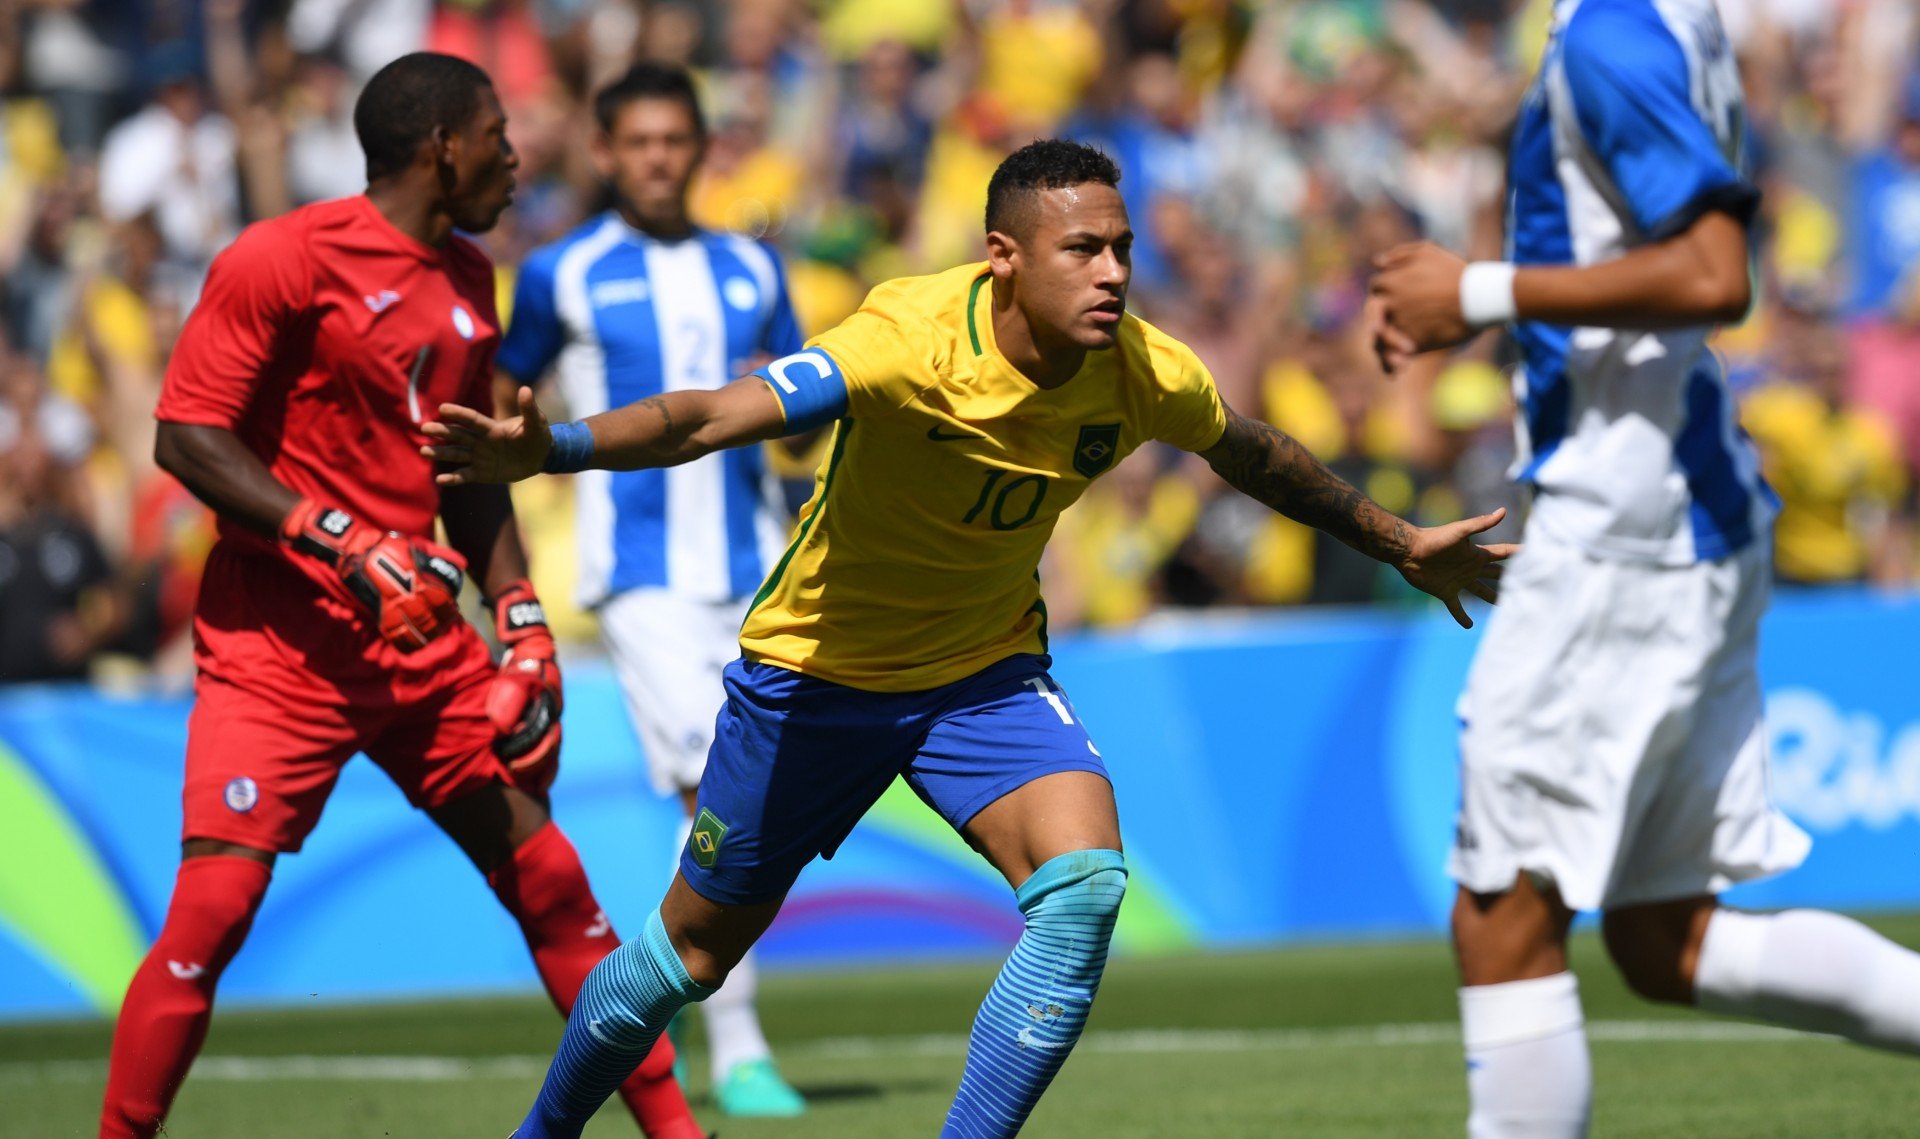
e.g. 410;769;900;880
493;350;539;386
542;421;596;473
752;348;850;433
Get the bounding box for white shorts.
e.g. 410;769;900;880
599;588;748;795
1449;536;1811;912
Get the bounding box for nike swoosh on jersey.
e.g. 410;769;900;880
927;425;984;442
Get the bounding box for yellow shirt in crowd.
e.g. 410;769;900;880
1742;383;1906;583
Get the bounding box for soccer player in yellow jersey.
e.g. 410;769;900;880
428;141;1512;1139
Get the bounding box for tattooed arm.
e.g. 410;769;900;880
424;376;790;484
1200;405;1516;627
1201;406;1416;565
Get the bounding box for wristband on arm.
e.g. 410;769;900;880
1459;262;1519;329
542;422;595;474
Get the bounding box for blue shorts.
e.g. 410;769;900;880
680;653;1109;905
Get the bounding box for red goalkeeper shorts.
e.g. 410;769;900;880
181;544;508;853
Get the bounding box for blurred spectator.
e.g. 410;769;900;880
1302;346;1422;608
0;423;127;683
690;73;805;238
910;92;1016;271
48;213;171;410
818;0;956;62
20;0;130;154
283;51;366;206
1195;53;1312;261
709;0;830;158
1417;359;1519;547
975;0;1103;134
96;43;238;276
286;0;431;83
1149;222;1265;408
426;0;554;111
1391;85;1504;257
1066;52;1205;294
0;342;94;467
834;39;932;235
4;172;85;366
1845;73;1920;480
1745;301;1910;586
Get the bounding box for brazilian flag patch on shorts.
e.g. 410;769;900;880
690;808;729;869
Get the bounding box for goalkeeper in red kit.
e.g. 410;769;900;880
98;53;701;1139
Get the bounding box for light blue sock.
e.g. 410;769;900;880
514;909;713;1139
943;848;1128;1138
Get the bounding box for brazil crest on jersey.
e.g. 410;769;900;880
741;262;1228;692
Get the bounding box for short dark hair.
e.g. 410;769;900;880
984;139;1121;237
594;62;706;137
354;52;493;181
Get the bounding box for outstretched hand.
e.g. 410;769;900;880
421;385;552;486
1394;507;1517;628
1368;242;1473;375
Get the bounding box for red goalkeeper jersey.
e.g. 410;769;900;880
158;195;502;695
158;194;499;554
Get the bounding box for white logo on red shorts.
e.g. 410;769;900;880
224;776;259;813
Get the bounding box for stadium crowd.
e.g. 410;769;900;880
2;0;1918;685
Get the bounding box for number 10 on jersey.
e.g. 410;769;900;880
962;469;1049;530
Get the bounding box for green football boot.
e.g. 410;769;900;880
715;1056;805;1118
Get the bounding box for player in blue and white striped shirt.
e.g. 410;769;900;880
495;63;805;1120
1372;1;1920;1133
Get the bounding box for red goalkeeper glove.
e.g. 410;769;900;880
485;579;562;795
279;498;466;653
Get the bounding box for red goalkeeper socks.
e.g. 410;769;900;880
491;823;700;1138
100;854;273;1139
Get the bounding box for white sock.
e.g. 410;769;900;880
1460;972;1591;1139
1695;908;1920;1052
672;812;775;1082
702;947;773;1083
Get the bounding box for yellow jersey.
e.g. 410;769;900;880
741;262;1228;691
1741;381;1906;583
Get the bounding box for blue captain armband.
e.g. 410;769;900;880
542;421;596;473
752;349;850;433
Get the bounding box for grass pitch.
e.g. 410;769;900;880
8;916;1920;1137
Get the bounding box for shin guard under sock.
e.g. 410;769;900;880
514;908;714;1139
943;849;1128;1138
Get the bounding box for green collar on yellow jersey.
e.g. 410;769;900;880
966;272;988;357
